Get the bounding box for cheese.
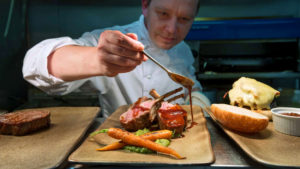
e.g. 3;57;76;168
228;77;280;110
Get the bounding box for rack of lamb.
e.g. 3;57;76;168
120;87;187;134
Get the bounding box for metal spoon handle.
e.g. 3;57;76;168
142;50;171;73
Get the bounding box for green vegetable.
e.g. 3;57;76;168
124;128;153;154
171;130;181;138
89;129;109;137
155;139;170;147
123;137;170;154
123;145;154;154
135;128;150;136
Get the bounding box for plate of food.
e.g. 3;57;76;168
68;87;215;165
205;77;300;168
0;107;99;169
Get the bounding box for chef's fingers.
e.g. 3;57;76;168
103;62;137;77
101;30;144;51
98;30;145;62
100;51;142;67
126;33;148;61
126;33;138;40
107;44;145;62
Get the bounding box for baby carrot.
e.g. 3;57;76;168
96;129;172;151
107;128;185;159
96;141;126;151
140;129;173;140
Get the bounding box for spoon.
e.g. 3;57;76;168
142;50;195;88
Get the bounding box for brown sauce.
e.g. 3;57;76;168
281;112;300;117
179;133;185;138
169;73;196;129
170;73;194;88
186;86;198;129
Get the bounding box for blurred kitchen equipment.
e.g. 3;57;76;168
186;17;300;103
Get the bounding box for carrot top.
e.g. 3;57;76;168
89;129;108;137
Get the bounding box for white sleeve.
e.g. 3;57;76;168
22;37;88;95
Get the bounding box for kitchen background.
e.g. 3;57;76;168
1;0;300;112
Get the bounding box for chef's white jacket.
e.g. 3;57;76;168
23;15;210;118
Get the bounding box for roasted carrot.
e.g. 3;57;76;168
139;130;173;140
105;128;185;159
96;141;126;151
96;129;173;151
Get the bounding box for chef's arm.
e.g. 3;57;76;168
48;45;98;81
48;31;146;81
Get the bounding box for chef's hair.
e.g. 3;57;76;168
145;0;201;14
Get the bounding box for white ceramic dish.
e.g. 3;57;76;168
271;107;300;136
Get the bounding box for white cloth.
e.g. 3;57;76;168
23;15;205;118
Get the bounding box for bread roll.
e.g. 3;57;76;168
210;104;269;133
252;109;272;121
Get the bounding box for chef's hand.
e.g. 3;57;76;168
96;30;147;77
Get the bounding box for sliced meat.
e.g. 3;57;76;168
158;103;187;135
0;110;51;136
120;87;186;133
149;87;183;122
120;97;155;131
149;88;187;135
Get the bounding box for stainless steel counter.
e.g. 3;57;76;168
64;117;276;169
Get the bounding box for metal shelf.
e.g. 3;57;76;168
197;71;300;80
186;17;300;41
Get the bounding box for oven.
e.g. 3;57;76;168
186;17;300;106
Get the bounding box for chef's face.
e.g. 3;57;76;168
142;0;198;50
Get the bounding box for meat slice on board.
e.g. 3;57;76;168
0;110;51;136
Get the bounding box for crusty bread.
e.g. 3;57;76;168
252;109;272;121
210;104;269;133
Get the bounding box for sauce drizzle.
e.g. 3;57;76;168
186;86;197;129
169;73;196;129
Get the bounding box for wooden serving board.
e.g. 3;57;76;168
204;106;300;167
0;107;99;169
68;105;215;165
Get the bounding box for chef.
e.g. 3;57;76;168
22;0;210;118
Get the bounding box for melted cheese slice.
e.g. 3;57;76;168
228;77;280;110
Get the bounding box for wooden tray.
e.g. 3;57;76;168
68;105;215;165
204;106;300;167
0;107;99;169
